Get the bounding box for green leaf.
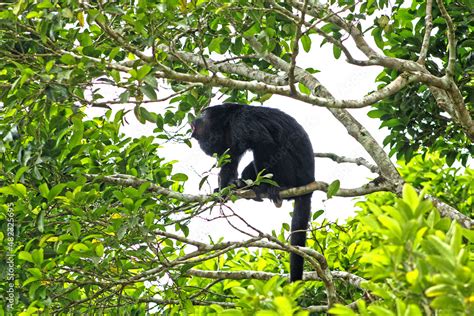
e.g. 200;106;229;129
69;116;84;149
27;268;42;278
60;54;76;65
70;220;81;240
327;180;340;198
426;235;452;257
371;27;384;49
328;304;357;315
144;74;158;88
14;166;29;183
430;295;463;310
367;109;384;118
37;210;44;233
23;277;39;287
19;251;33;263
136;106;157;123
44;60;55;73
110;69;120;83
231;287;248;297
13;0;25;15
0;183;27;197
198;175;209;189
144;211;154;228
274;296;292;315
140;84;158;101
37;0;53;9
312;209;324;220
405;269;418;285
298;82;311;95
209;37;224;53
405;305;422;316
31;248;44;265
136;65;151;80
367;306;395;315
95;243;104;257
425;284;452;297
402;184;419;210
377;214;402;239
333;44;342;59
380;118;403;128
301;34;311;52
119;90;130;103
171;173;188;182
73;243;89;252
243;23;260;37
48;183;66;201
109;47;121;61
38;183;49;198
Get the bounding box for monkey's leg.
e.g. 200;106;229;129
241;161;257;180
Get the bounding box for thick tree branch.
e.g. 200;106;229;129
157;44;288;86
427;195;473;229
187;269;367;288
84;174;211;203
85;174;392;201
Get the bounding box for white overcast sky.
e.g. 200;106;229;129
86;35;389;241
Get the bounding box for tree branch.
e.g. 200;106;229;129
86;173;392;201
187;269;367;289
314;152;380;174
157;44;288;86
435;0;457;77
288;0;308;95
418;0;434;64
290;0;379;59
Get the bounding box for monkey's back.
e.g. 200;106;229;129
222;103;315;188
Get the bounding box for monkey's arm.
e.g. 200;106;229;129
218;159;240;189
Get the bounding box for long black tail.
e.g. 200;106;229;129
290;194;312;282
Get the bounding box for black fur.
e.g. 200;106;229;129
191;103;315;281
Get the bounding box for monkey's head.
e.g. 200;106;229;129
190;110;209;141
190;106;234;156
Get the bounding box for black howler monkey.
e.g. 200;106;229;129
191;103;315;282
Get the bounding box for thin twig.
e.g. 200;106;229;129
314;152;379;173
288;0;308;95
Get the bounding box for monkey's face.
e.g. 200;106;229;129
190;109;229;156
190;112;209;141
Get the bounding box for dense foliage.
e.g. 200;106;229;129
0;0;472;315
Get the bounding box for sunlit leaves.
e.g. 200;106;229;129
358;184;473;314
0;183;27;198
